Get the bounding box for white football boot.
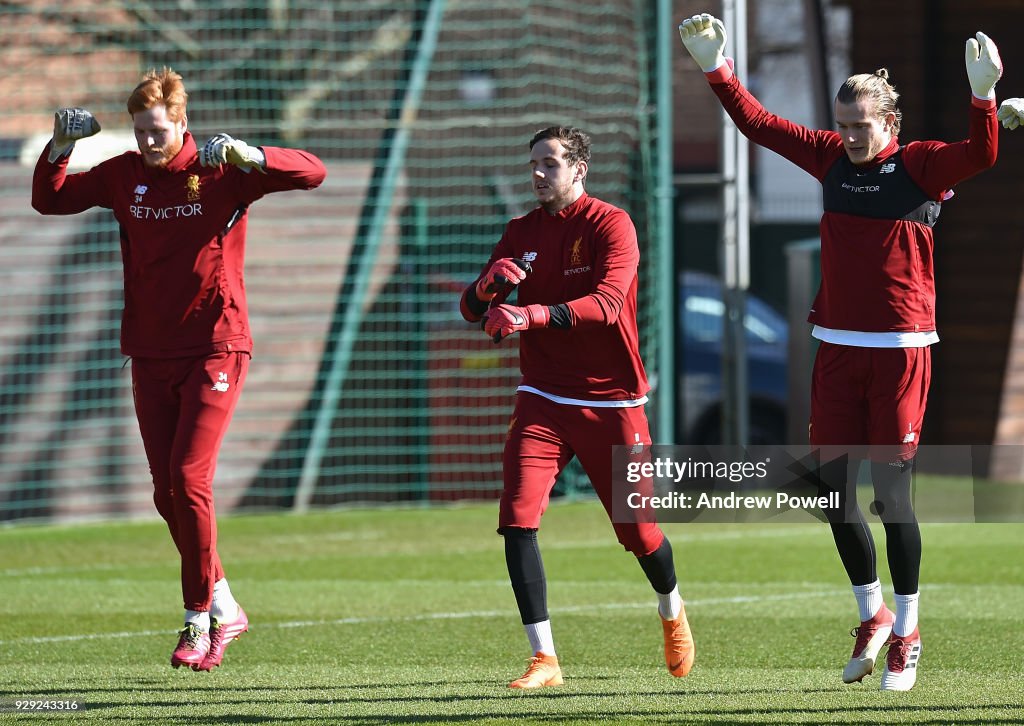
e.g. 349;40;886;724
843;605;895;683
880;627;921;691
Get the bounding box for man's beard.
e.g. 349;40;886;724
142;140;182;168
539;182;574;213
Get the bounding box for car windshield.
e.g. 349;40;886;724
683;294;786;345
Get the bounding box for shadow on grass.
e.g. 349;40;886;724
3;682;1020;726
44;711;1024;726
1;683;842;701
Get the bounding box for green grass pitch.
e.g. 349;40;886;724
0;496;1021;724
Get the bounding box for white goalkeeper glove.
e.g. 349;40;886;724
998;98;1024;130
199;133;266;173
965;31;1002;99
678;13;728;73
49;108;101;163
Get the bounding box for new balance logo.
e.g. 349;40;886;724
902;423;915;444
880;163;896;174
523;252;538;262
211;372;230;393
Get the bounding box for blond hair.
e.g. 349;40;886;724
836;68;901;135
126;67;188;121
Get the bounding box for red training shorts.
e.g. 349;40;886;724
499;390;664;556
809;342;930;462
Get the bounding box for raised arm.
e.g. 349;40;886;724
905;31;1001;197
678;12;841;179
32;108;111;215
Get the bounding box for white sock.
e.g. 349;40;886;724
851;580;884;622
185;610;210;632
211;578;239;622
657;586;682;620
525;620;555;656
893;592;919;637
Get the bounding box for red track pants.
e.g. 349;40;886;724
131;351;249;611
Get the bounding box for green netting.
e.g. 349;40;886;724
0;0;668;522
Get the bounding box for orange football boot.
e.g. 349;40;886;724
661;605;695;677
508;652;564;689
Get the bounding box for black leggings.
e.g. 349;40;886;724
502;527;548;624
824;458;921;595
502;527;680;625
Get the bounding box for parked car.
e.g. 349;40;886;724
678;270;789;444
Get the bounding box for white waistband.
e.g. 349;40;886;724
517;385;648;408
811;326;938;348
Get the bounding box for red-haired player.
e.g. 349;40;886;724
32;68;326;671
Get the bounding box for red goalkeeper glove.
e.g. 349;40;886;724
483;303;550;342
475;258;531;301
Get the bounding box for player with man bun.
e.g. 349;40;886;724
678;12;1000;691
32;67;326;671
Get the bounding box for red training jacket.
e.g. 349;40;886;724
707;64;997;333
462;193;649;401
32;132;326;357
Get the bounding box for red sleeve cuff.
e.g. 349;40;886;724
971;94;996;110
705;58;734;84
524;304;550;329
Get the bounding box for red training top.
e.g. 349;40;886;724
32;132;327;357
462;193;649;401
706;64;997;333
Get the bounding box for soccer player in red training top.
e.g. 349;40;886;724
460;126;693;689
679;14;1001;691
31;68;327;671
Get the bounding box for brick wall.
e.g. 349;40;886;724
847;1;1024;474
